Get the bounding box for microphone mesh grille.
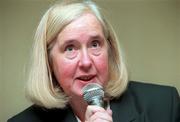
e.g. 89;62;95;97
82;83;104;102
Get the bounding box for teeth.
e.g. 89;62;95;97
79;76;91;80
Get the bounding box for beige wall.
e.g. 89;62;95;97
0;0;179;122
97;0;180;87
178;1;180;84
0;1;53;121
0;2;3;121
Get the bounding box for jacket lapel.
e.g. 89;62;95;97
110;90;147;122
58;86;149;122
62;107;77;122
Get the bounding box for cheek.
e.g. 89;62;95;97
52;58;77;95
98;57;108;72
96;53;109;84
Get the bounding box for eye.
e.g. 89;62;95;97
63;44;78;59
91;40;100;48
65;44;75;52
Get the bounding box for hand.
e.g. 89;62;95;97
85;105;113;122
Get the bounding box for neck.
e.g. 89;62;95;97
69;96;87;122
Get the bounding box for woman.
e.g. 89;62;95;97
8;0;179;122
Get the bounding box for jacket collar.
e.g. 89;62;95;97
110;89;147;122
62;86;147;122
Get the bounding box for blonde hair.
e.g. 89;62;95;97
26;0;128;109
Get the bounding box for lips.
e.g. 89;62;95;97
76;75;95;81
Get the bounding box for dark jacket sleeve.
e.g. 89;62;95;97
128;81;180;122
172;87;180;122
7;105;77;122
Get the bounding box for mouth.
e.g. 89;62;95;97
76;75;95;82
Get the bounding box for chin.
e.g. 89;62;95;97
70;88;83;97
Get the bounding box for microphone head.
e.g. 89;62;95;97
82;83;104;107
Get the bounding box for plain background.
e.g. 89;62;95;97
0;0;179;122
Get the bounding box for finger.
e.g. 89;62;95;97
85;106;113;122
90;111;113;122
85;105;106;120
106;107;113;116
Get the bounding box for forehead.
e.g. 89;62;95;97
57;13;104;40
66;13;101;29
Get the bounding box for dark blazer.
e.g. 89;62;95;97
8;81;180;122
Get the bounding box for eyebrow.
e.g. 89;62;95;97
91;35;104;40
59;34;105;46
58;40;76;50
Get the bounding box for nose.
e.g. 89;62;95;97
79;48;92;71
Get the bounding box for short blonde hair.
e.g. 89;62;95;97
26;0;128;109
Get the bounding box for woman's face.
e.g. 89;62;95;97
50;13;109;98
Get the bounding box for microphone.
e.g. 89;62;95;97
82;83;104;108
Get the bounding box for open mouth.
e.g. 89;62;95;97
77;75;95;81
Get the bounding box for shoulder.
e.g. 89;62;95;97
129;81;177;91
8;105;42;122
128;81;179;99
127;81;180;104
7;105;71;122
127;81;180;119
111;81;180;121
